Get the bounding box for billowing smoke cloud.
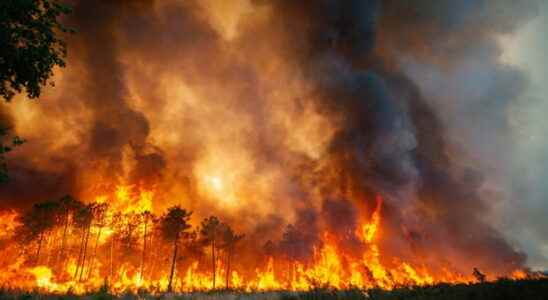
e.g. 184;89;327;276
0;0;543;272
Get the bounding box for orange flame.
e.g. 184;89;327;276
0;188;541;294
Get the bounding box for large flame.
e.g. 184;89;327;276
0;189;540;294
0;0;543;294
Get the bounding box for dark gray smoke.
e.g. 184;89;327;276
254;0;537;273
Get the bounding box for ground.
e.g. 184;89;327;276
1;278;547;300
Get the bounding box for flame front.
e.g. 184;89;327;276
0;0;544;295
0;188;538;294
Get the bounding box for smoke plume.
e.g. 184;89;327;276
0;0;542;272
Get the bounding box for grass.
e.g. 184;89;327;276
0;278;547;300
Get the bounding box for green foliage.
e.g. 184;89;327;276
0;0;73;102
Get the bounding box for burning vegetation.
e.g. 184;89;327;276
0;0;545;295
0;187;542;294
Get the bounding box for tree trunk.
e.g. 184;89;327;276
212;238;216;289
58;212;69;265
78;224;91;281
86;226;102;280
59;214;71;271
44;234;52;265
74;228;86;278
109;236;114;283
140;220;147;281
167;235;179;292
35;232;44;265
148;234;158;279
226;246;232;290
48;228;60;266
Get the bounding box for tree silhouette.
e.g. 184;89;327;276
17;200;61;264
182;229;204;261
473;267;486;283
55;195;83;267
263;240;277;257
139;210;154;281
108;212;123;282
85;202;108;280
118;212;141;256
160;206;192;292
0;130;24;183
279;224;308;280
219;223;244;289
0;0;73;181
200;216;223;289
0;0;72;101
73;203;93;279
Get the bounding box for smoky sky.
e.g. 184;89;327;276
0;0;544;271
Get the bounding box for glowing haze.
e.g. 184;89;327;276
0;0;546;293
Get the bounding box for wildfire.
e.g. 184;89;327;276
0;0;543;296
0;186;539;295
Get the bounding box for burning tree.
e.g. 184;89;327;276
16;201;61;265
55;195;84;267
199;216;223;290
219;224;244;289
0;188;541;293
85;202;108;280
73;203;93;281
139;210;155;281
160;206;192;292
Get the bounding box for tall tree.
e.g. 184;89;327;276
55;195;83;267
279;224;305;280
118;212;141;255
86;202;108;280
0;0;72;181
219;224;244;290
73;203;93;279
108;212;123;283
160;206;192;293
16;200;61;264
199;216;222;289
139;210;154;281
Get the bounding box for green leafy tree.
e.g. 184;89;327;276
0;0;72;182
160;206;192;292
